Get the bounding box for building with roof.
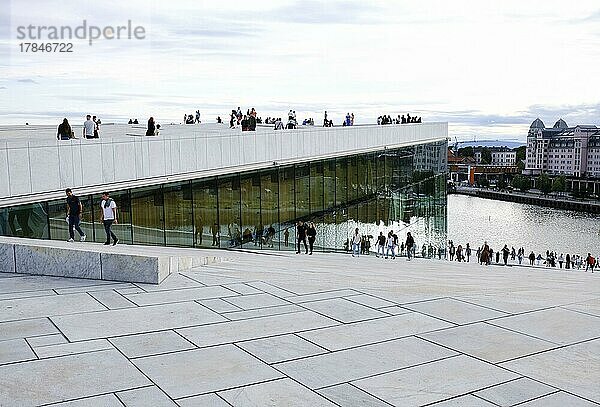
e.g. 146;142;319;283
474;147;517;166
0;122;448;252
524;118;600;178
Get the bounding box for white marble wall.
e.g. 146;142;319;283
0;242;15;273
14;245;102;279
0;123;448;200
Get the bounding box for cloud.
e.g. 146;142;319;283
0;86;7;89
16;79;38;84
578;9;600;22
269;0;384;24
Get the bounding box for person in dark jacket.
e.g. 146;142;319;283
296;221;308;254
57;118;72;140
306;222;317;254
405;232;415;260
146;117;156;136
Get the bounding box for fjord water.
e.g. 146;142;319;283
448;194;600;257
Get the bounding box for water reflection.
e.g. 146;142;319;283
448;194;600;256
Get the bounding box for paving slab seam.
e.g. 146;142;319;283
83;291;110;311
89;290;138;309
483;320;563;346
311;353;461;391
338;295;401;314
195;298;243;312
514;389;600;407
131;282;149;293
231;343;345;406
108;340;173;400
389;295;453;307
178;272;209;286
450;296;524;315
246;281;299;297
123;292;241;307
296;324;461;353
558;306;600;320
35;385;152;407
497;334;600;364
218;292;297;309
173;376;285;402
220;307;305;322
344;382;396;406
113;383;179;407
344;289;403;306
456;297;563;316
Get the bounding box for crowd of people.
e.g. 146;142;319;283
378;113;422;125
229;107;262;131
447;240;597;272
57;115;102;140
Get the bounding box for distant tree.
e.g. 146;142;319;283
537;174;552;195
496;175;508;190
477;177;490;188
515;146;526;162
551;175;566;195
458;146;474;157
517;160;525;171
511;175;531;192
480;148;492;165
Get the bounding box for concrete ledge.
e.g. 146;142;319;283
0;243;16;273
0;237;226;284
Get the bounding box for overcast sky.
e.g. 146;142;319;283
1;0;599;140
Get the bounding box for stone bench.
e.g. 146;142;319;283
0;237;225;284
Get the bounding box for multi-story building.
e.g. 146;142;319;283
524;118;600;178
474;147;517;166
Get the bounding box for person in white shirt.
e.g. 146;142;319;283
83;115;95;139
100;192;119;245
351;228;361;257
385;232;396;259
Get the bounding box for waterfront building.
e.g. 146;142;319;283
474;147;517;166
0;122;448;252
524;118;600;178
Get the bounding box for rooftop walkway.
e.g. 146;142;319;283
0;249;598;406
0;122;447;206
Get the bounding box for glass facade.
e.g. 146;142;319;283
0;140;448;254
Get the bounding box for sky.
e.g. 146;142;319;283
1;0;600;140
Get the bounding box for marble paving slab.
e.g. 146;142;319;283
275;337;457;389
177;310;338;348
500;338;600;403
219;378;337;406
299;312;454;351
52;301;226;341
133;345;283;398
0;349;151;406
353;355;519;406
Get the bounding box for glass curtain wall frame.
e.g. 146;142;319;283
163;181;194;247
192;177;219;248
260;169;279;250
93;190;133;245
130;186;164;245
240;172;262;248
0;139;448;255
218;174;241;248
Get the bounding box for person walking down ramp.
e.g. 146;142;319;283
100;192;119;246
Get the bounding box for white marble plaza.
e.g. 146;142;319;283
0;247;599;406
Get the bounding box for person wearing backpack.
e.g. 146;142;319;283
100;192;119;246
